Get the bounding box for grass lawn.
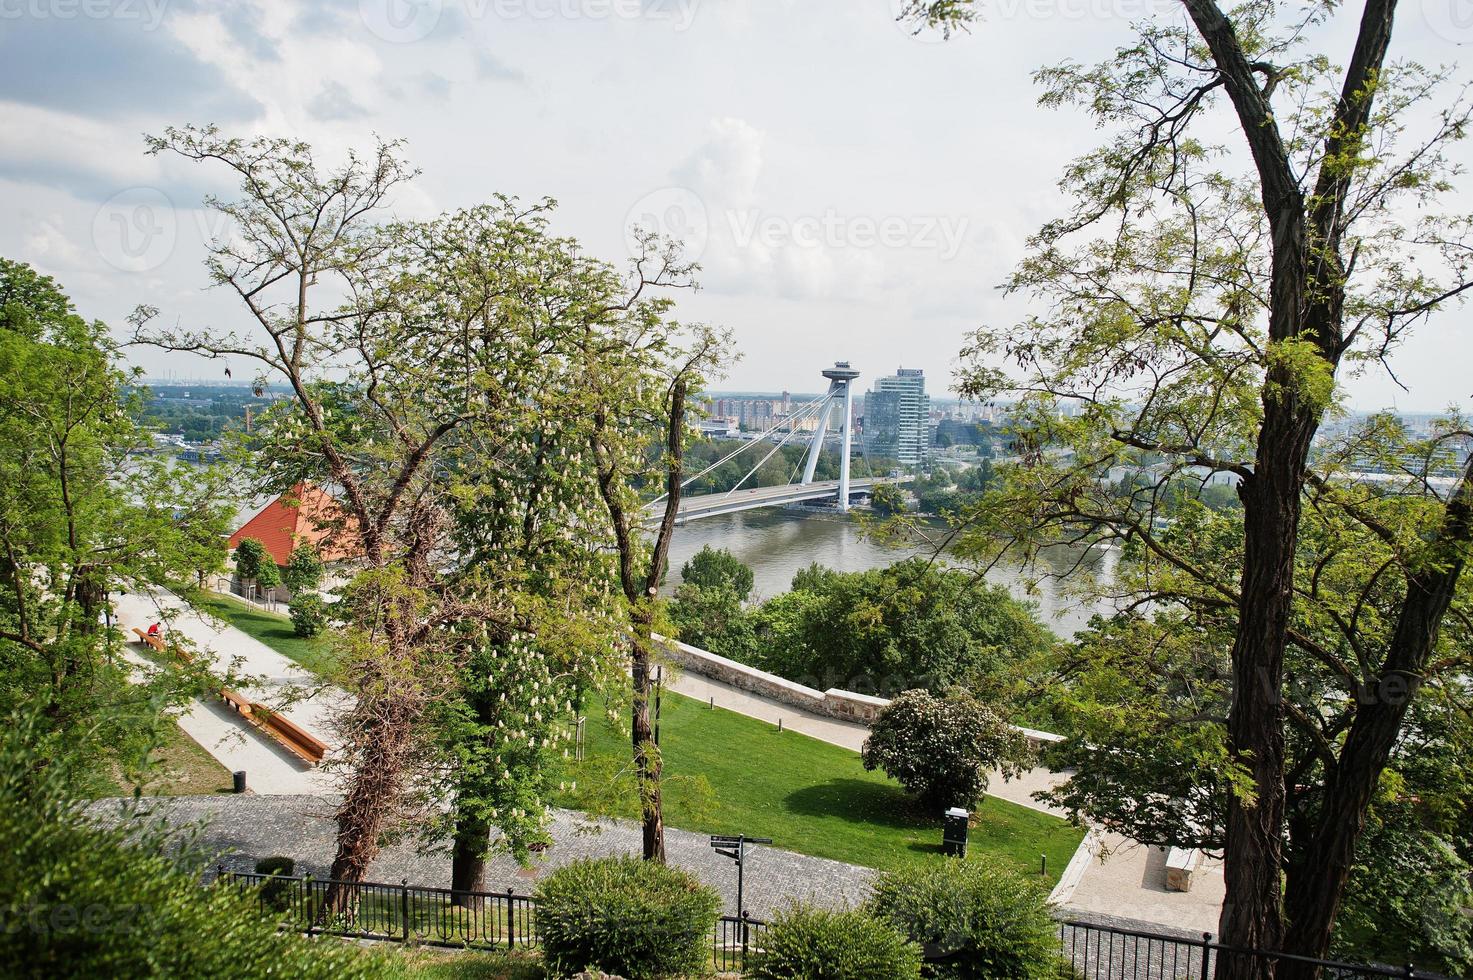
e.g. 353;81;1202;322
196;592;339;676
554;690;1085;884
368;946;541;979
103;722;237;797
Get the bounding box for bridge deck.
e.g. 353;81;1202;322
644;478;893;524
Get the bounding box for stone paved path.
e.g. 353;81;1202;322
89;795;874;917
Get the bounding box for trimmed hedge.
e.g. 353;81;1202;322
254;856;295;912
746;903;922;980
869;861;1063;979
534;856;720;979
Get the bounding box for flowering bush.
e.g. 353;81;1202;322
861;689;1029;810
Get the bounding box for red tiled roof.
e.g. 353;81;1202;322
227;483;360;566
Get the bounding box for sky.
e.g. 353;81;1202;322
1;0;1470;410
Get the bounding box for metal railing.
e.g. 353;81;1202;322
1058;919;1447;980
219;868;767;971
216;870;1443;979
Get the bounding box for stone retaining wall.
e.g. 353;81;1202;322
655;635;1066;750
655;635;891;723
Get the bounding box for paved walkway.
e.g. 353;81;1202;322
88;794;874;917
113;589;340;795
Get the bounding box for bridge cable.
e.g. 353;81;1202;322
649;390;835;504
722;397;834;498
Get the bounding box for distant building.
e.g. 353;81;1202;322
866;367;930;465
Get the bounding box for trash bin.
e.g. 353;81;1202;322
942;807;969;857
232;770;247;794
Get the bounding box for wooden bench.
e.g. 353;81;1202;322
131;627;166;653
218;688;326;766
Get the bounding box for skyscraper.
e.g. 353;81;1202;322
866;367;929;466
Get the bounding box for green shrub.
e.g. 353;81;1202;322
869;861;1062;979
746;903;922;980
255;856;295;912
289;593;329;638
534;855;720;979
0;707;382;979
861;689;1029;810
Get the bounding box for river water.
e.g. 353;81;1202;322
662;509;1111;640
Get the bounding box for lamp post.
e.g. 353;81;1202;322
709;833;772;919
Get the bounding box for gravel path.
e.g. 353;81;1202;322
88;794;874;917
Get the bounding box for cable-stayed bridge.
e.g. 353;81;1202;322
643;362;903;525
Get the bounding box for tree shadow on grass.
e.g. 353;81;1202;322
782;778;933;830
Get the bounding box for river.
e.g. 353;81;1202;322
662;509;1112;640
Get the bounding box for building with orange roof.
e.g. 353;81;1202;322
226;484;360;601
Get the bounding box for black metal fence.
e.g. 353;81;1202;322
218;868;766;972
1058;919;1445;980
216;870;1441;979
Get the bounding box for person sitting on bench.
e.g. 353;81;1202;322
146;623;162;638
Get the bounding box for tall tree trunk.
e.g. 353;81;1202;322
1216;406;1316;980
1277;459;1473;978
450;682;498;905
631;624;666;862
450;809;490;906
322;692;418;919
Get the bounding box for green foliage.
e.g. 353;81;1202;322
288;593;330;638
284;543;325;593
747;558;1055;699
233;537;266;583
255;856;296;912
255;558;282;593
869;861;1062;980
669;583;756;660
1332;805;1473;977
533;856;720;979
861;689;1029;810
870;483;908;517
746;903;922;980
0;258;232;787
0;706;382;979
680;545;754;600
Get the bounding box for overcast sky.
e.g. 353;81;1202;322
2;0;1470;410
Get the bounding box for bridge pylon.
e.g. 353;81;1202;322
801;362;861;511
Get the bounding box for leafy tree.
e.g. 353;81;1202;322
232;538;266;586
287;594;328;639
254;557;281;600
870;483;908;518
905;0;1473;968
133;128;560;910
861;688;1029;811
753;558;1055;700
668;582;756;660
0;258;231;786
282;543;324;593
586;282;732;861
679;545;753;600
